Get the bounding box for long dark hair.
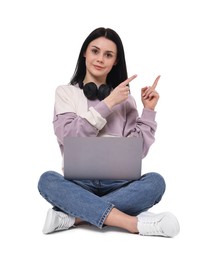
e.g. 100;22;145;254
70;27;128;89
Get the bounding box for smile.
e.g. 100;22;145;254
94;65;104;70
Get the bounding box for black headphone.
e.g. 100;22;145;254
79;82;113;101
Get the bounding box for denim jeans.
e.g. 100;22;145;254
38;171;165;228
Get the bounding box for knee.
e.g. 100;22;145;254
37;171;61;195
146;172;166;196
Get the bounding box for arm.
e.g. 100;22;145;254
104;75;160;158
53;85;112;145
123;97;157;158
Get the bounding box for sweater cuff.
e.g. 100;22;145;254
81;102;112;131
141;108;157;121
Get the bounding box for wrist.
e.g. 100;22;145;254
144;105;155;111
104;97;115;110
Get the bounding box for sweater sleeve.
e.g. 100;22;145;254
53;85;113;146
123;96;157;158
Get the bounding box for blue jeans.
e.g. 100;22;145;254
38;171;165;228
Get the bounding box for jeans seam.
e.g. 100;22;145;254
39;188;114;228
98;203;114;228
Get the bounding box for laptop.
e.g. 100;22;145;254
63;136;143;180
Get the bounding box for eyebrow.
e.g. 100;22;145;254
91;45;116;54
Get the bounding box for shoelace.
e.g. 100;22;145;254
140;218;164;236
55;212;72;231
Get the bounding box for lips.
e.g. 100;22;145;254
94;65;104;70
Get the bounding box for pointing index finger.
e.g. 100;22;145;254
152;75;161;89
123;74;137;86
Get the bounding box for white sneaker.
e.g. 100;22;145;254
137;211;180;237
42;208;75;234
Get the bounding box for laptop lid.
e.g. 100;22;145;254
63;137;143;180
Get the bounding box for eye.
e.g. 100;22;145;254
105;52;115;59
106;53;113;58
91;48;99;54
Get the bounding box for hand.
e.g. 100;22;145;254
104;74;137;109
141;75;160;110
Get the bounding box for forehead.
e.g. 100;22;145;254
88;37;117;53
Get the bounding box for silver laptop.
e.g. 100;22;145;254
63;137;143;180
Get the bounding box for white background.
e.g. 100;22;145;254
0;0;211;259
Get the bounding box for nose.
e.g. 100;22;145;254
97;53;104;63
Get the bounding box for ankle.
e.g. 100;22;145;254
74;218;83;225
127;216;139;233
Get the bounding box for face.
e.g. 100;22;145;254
84;37;117;84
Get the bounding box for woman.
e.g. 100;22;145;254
38;27;180;237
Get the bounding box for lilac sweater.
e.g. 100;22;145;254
53;84;157;159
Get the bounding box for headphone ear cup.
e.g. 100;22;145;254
98;84;112;101
83;82;98;100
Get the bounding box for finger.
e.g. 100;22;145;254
148;91;159;100
122;87;130;96
121;74;137;86
143;90;153;99
143;89;158;100
152;75;161;89
141;86;148;94
142;86;151;97
125;90;130;96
